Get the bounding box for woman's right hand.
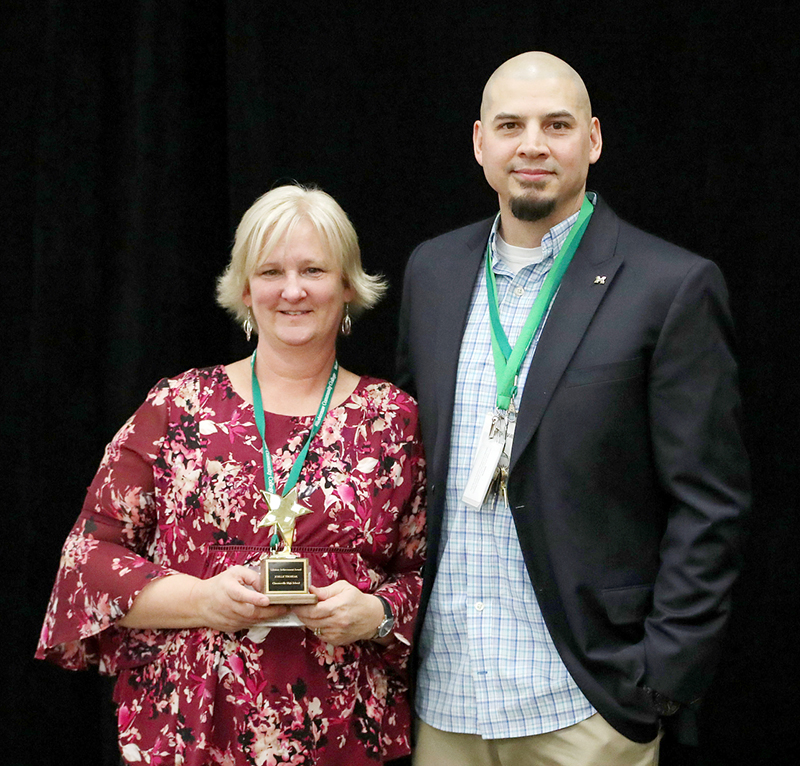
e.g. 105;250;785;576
119;567;288;632
190;566;289;632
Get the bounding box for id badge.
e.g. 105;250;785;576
462;411;505;509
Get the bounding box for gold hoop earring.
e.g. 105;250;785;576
340;304;352;336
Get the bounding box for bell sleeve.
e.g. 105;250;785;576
36;380;180;674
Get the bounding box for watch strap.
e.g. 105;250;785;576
371;594;394;639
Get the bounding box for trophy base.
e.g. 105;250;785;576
265;592;318;605
260;555;318;605
251;612;307;629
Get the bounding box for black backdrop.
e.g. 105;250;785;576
4;2;798;764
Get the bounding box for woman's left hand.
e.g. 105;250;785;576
292;581;385;646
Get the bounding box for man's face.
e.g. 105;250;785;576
473;75;602;225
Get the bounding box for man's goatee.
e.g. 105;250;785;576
509;196;557;222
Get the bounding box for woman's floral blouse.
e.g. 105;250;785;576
37;367;426;765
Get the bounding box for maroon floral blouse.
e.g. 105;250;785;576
36;366;427;765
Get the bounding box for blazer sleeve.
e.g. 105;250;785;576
395;242;423;398
642;257;750;703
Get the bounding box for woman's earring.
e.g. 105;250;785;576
243;310;254;342
340;304;352;336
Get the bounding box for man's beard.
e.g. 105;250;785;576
509;194;556;222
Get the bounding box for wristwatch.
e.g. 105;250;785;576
371;595;394;639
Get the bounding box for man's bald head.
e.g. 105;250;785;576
473;51;602;245
480;52;592;123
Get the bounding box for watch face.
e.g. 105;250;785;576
375;596;394;637
377;617;394;638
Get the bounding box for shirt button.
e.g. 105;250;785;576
513;286;525;297
475;602;485;611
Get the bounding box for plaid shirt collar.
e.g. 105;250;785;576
487;191;597;273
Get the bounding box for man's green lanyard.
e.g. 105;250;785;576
486;195;594;410
250;348;338;512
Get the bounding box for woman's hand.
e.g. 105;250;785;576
191;566;289;632
292;581;386;646
118;567;288;632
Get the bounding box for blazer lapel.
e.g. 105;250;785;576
509;199;622;472
430;220;492;481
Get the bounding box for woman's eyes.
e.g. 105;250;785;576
258;266;326;277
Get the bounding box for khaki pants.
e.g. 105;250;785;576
413;715;661;766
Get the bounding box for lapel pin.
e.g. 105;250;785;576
593;275;607;285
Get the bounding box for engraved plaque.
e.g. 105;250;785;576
260;555;317;605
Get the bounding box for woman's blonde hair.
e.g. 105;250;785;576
216;184;387;327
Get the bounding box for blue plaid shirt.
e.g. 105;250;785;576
416;205;597;738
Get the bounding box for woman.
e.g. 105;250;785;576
37;185;426;765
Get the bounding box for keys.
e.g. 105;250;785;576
498;466;509;507
491;464;509;508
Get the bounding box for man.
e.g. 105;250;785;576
397;52;749;765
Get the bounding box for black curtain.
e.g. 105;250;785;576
5;2;798;764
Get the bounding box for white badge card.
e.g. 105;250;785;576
462;411;505;509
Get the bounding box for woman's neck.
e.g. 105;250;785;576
257;339;335;383
224;340;358;417
253;341;336;414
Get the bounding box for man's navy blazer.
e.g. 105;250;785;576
397;195;750;743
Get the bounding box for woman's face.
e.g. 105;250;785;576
244;218;353;353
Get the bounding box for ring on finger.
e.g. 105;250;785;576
313;627;322;637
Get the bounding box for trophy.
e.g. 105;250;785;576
257;488;317;605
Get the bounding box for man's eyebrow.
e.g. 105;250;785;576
491;112;522;122
490;110;578;123
543;110;577;121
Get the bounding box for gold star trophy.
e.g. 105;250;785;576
257;488;318;604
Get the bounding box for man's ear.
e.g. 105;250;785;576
473;120;485;167
588;117;602;165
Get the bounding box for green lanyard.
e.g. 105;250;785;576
250;350;338;498
486;195;594;410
